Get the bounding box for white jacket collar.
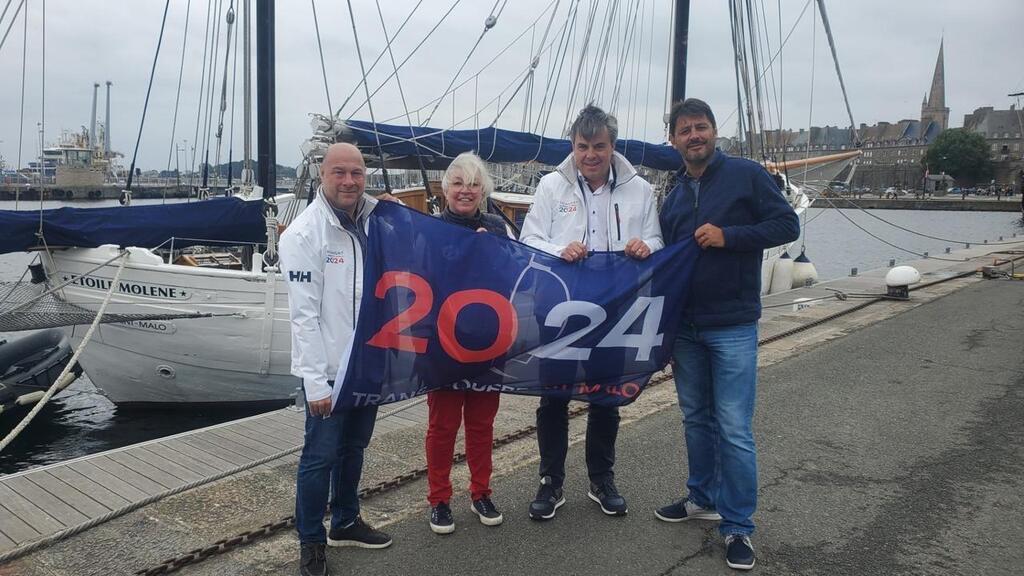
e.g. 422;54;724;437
313;186;378;228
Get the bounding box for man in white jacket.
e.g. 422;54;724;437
280;143;392;576
520;105;663;521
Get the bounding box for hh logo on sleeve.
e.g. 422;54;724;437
289;270;312;283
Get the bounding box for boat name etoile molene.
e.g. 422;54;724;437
60;274;192;300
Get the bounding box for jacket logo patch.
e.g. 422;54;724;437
325;252;345;264
289;271;312;283
556;201;578;214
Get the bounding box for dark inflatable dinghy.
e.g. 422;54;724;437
0;329;81;416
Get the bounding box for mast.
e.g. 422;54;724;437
256;0;275;198
104;81;112;156
669;0;690;105
89;82;99;150
242;0;252;187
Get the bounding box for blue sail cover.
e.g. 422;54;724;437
344;120;684;171
0;197;268;254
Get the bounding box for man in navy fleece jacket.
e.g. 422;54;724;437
654;98;799;572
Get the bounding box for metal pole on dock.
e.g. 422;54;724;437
256;0;276;198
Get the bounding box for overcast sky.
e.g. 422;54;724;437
0;0;1021;172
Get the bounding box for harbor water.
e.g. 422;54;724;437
0;199;1021;474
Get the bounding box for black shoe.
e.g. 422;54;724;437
528;476;565;520
471;497;504;526
327;516;393;549
429;502;455;535
299;542;329;576
587;479;628;516
654;497;722;522
725;534;756;570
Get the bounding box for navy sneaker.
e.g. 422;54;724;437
587;479;628;516
429;502;455;534
528;476;565;520
471;497;504;526
327;517;392;549
298;542;328;576
655;497;722;522
725;534;756;570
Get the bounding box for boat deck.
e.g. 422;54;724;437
0;399;429;554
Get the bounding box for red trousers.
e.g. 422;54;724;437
425;389;501;506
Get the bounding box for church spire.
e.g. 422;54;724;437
921;39;949;130
927;39;945;109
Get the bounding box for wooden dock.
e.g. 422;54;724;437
0;399;429;554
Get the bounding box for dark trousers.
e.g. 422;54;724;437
295;404;378;543
536;395;620;488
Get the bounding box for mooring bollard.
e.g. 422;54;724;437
889;259;896;267
850;267;858;276
945;247;951;254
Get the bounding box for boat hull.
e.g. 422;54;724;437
44;245;297;406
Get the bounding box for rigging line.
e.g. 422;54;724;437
624;0;645;144
373;0;431;192
345;0;391;192
334;0;428;117
744;0;768;160
188;0;215;193
15;0;26;210
777;0;785;164
817;196;965;262
815;0;858;144
728;0;746;157
532;0;577;136
562;0;600;134
375;2;563;127
799;0;816;253
0;0;14;28
717;0;811;129
379;1;557;125
310;0;333;118
754;0;778;137
165;0;193;173
227;0;240;188
212;1;237;188
201;0;225;187
0;0;23;54
585;0;619;106
37;0;43;224
609;0;641;112
125;0;172;193
421;0;504;127
491;0;562;127
642;0;653;147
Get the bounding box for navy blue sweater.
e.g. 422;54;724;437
659;150;800;327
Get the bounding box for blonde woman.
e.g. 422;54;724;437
426;152;508;534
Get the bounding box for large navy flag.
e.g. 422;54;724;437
333;201;698;409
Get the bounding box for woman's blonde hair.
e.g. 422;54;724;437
441;152;495;202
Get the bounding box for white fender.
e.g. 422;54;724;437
791;250;819;289
769;251;794;294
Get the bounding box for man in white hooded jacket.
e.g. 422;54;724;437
280;143;392;576
520;105;663;521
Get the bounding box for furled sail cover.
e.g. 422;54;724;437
343;120;684;171
0;197;269;255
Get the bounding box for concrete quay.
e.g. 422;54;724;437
1;241;1022;576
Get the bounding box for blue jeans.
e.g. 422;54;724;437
295;404;379;543
672;322;758;536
